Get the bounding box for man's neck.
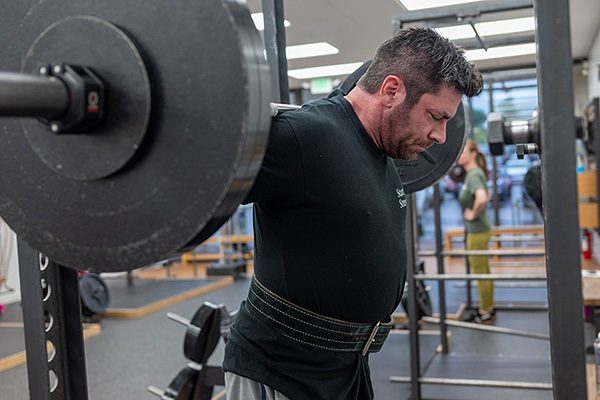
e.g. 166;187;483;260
344;88;383;150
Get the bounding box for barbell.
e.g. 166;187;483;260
0;0;469;273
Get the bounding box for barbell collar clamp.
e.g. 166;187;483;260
39;63;105;134
516;143;539;159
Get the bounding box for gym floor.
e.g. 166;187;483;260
0;258;597;400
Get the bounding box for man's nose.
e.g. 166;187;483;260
430;121;447;144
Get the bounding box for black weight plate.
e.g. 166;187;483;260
183;303;221;364
79;273;110;316
401;281;433;320
338;60;371;95
338;61;468;194
185;0;271;248
0;0;271;272
22;16;151;181
163;366;198;400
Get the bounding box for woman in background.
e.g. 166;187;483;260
458;139;494;323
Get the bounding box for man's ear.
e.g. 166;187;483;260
379;75;407;108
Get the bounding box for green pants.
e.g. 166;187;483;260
466;230;493;312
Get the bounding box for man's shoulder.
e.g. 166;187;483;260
274;101;343;140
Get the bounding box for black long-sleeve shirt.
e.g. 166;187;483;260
224;90;407;400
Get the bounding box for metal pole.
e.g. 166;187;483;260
19;239;89;400
418;248;545;256
488;84;501;226
19;239;51;400
0;71;68;118
464;229;473;312
389;376;552;390
421;317;550;340
534;1;587;398
414;274;546;281
433;183;448;353
261;0;289;103
405;194;421;400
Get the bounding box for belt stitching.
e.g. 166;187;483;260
252;279;387;328
279;331;365;352
247;298;383;345
250;286;372;337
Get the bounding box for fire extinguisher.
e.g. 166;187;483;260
582;228;592;260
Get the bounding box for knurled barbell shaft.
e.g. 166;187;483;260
0;71;68;119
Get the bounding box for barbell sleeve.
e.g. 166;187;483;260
0;71;69;119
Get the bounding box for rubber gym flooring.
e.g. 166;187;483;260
0;272;597;399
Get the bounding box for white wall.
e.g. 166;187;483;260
573;63;590;115
587;26;600;100
0;220;20;305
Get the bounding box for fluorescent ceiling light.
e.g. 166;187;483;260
398;0;484;11
251;12;291;31
465;43;536;61
476;17;534;36
435;17;535;40
286;42;339;60
288;62;364;80
434;25;474;40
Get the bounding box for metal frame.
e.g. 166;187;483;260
390;376;552;391
418;248;544;256
394;0;533;29
534;0;587;398
405;194;422;399
19;238;89;400
433;184;449;353
414;274;546;281
394;2;588;398
421;317;549;340
261;0;289;103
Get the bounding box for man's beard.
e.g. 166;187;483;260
383;103;420;160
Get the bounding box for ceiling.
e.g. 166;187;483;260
245;0;600;89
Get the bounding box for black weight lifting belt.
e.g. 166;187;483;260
247;276;393;355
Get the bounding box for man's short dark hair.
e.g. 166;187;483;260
357;27;483;105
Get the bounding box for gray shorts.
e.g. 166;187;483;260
225;372;291;400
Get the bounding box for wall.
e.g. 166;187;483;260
573;63;590;115
0;220;20;305
587;25;600;101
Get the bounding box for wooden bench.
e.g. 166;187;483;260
180;234;254;265
206;261;247;281
444;225;545;252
